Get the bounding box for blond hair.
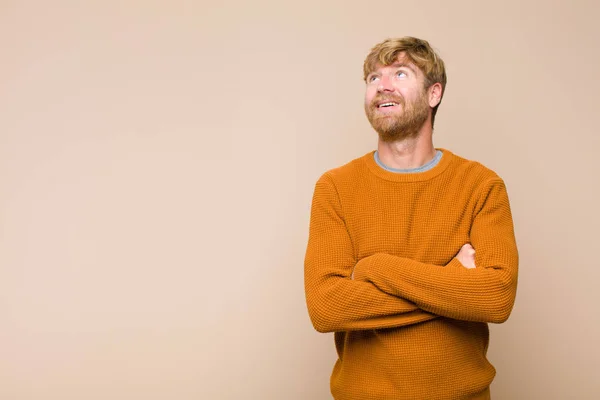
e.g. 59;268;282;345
363;37;447;125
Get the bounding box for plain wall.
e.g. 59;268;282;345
1;1;599;399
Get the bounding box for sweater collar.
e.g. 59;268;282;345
363;148;454;182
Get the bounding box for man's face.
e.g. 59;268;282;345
364;54;431;142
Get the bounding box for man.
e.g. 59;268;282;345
304;37;518;400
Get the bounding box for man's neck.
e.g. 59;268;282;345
377;133;437;170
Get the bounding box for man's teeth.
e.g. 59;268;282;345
378;102;398;108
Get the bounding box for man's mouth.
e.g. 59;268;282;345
377;102;399;108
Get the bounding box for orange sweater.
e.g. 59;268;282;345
304;149;518;400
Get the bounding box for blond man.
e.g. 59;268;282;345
304;37;519;400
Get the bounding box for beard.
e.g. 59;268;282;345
364;90;430;143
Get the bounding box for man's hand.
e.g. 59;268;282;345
456;243;476;269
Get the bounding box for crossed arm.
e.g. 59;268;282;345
304;175;518;333
304;175;437;333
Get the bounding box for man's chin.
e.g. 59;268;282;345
372;124;420;143
378;131;406;143
373;127;400;142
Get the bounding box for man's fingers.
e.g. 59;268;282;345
456;243;477;269
460;243;475;255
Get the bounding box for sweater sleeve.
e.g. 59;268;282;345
304;174;437;333
353;178;518;323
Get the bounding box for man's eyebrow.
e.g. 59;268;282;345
388;62;418;74
367;62;418;77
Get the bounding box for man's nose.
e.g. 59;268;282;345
377;75;394;92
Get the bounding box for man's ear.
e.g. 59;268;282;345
428;83;443;108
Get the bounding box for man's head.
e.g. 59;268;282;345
363;37;447;142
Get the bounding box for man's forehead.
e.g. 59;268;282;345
373;55;419;73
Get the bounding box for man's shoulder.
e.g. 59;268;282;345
318;152;372;184
446;149;503;184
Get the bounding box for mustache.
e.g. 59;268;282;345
370;95;405;106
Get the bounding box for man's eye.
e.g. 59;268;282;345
369;76;379;82
396;71;407;77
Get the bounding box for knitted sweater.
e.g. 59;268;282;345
304;149;518;400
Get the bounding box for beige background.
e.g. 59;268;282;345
1;1;598;399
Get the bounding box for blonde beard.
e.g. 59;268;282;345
365;91;430;143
